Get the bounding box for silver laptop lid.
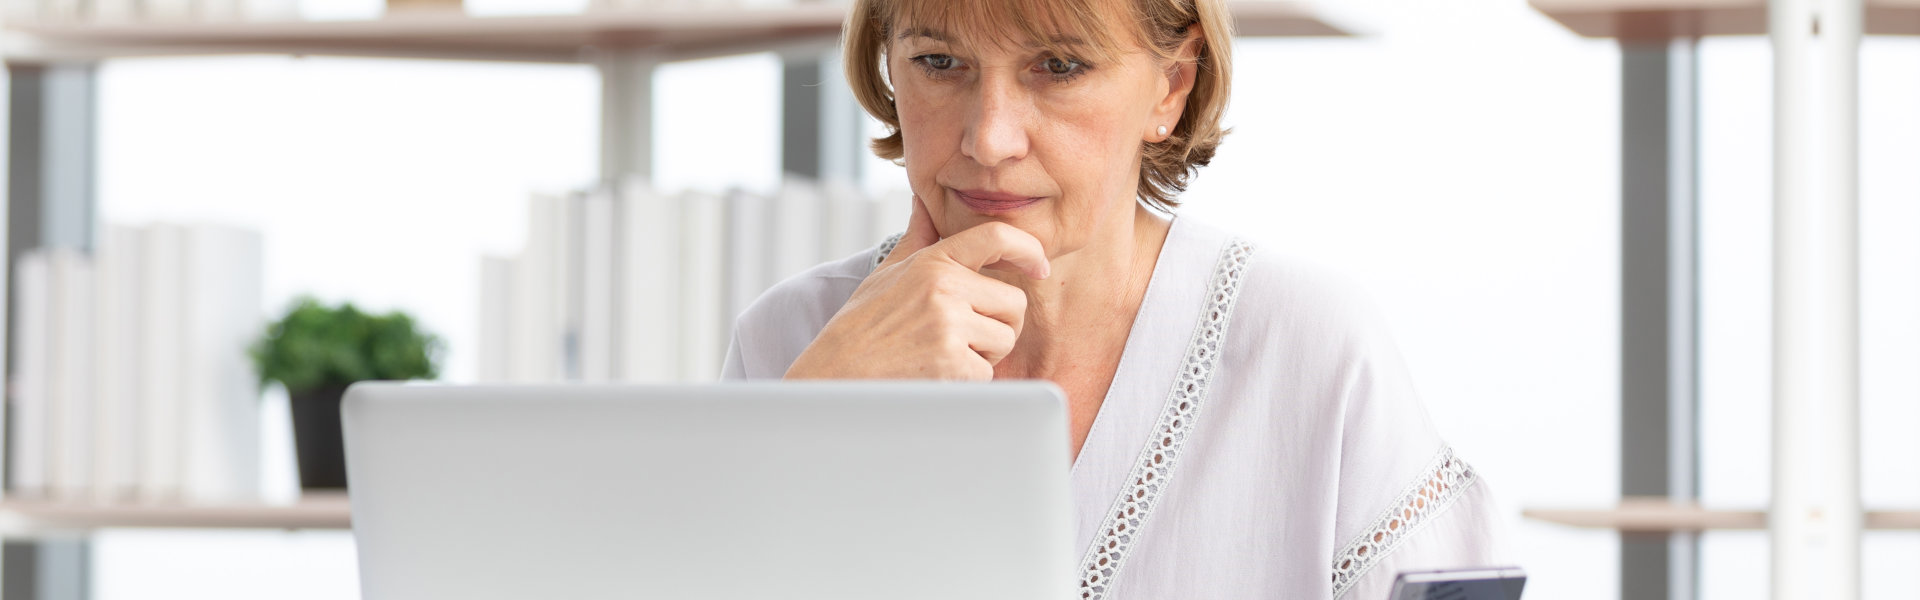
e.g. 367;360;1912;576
343;381;1072;600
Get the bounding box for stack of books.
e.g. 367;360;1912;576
8;223;264;504
478;176;908;383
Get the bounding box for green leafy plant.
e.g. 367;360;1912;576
250;296;443;394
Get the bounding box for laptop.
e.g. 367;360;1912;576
341;381;1073;600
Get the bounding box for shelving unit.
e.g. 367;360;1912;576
1526;1;1895;597
1;6;851;63
1525;498;1920;533
1529;0;1920;38
1;0;1371;63
0;494;349;534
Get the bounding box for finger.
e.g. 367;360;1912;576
963;312;1020;365
935;222;1051;280
878;193;939;270
957;349;995;381
946;275;1027;331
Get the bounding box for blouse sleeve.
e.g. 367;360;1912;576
1336;478;1513;600
1307;273;1513;599
717;248;874;381
720;330;749;381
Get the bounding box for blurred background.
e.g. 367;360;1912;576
0;0;1911;598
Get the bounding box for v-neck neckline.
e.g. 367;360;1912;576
1067;213;1188;476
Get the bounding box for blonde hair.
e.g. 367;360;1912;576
842;0;1234;210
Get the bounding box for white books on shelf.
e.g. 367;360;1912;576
822;179;876;261
561;191;588;380
8;222;269;503
770;178;825;283
199;0;241;20
239;0;297;20
476;255;515;383
137;223;187;502
177;224;263;503
679;190;728;382
871;188;913;244
93;226;146;502
3;0;38;26
11;251;52;499
40;0;83;22
616;178;680;382
142;0;195;21
509;193;567;382
202;0;241;20
90;0;141;22
578;188;616;382
48;250;96;502
10;250;100;501
722;188;769;341
478;180;900;385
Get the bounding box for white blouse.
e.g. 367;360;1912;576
722;215;1511;600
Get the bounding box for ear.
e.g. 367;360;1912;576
1147;26;1205;142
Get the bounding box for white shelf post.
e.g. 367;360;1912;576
1769;0;1862;598
595;48;658;184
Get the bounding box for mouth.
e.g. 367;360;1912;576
952;188;1045;214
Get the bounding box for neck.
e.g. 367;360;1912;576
993;203;1172;379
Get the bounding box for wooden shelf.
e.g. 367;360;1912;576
2;6;850;63
1530;0;1920;39
0;492;350;534
0;1;1370;64
1526;497;1920;532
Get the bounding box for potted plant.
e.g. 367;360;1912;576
251;296;442;490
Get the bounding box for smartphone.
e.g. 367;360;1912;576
1386;566;1527;600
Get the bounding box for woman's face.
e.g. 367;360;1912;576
887;15;1175;260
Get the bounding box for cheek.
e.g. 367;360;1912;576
1044;101;1147;197
893;85;961;179
893;76;959;150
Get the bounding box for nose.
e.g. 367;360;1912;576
960;72;1030;167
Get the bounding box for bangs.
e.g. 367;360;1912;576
882;0;1141;64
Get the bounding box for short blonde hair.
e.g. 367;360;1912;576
842;0;1234;210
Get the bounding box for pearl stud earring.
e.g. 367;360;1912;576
1157;125;1168;137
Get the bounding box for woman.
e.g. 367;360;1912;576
722;0;1509;597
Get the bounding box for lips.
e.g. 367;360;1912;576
953;188;1044;214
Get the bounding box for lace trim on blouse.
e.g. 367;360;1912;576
1329;446;1480;599
870;233;905;273
1076;238;1256;600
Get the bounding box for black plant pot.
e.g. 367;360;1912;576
289;384;351;490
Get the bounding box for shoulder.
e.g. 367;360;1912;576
1187;221;1396;367
727;239;891;378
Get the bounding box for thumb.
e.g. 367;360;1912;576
878;193;938;269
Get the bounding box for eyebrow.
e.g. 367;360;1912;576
894;27;1088;48
896;27;946;42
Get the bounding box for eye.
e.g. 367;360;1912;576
1040;56;1088;81
914;54;958;71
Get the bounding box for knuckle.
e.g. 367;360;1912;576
937;353;981;380
933;328;964;352
924;274;960;299
1003;283;1029;305
926;299;962;326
